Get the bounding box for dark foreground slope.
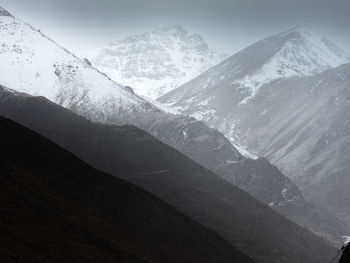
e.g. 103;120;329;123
340;244;350;263
0;116;255;263
0;87;336;263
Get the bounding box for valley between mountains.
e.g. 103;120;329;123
0;5;349;263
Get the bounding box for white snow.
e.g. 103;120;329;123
81;25;227;100
236;28;350;104
0;12;158;119
343;236;350;245
160;27;350;156
182;129;188;139
232;142;258;160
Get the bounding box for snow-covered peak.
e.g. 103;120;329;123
161;27;350;106
0;8;159;121
0;7;12;17
158;27;350;155
234;27;350;103
279;27;350;67
81;25;227;99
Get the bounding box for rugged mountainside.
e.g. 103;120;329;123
0;116;257;263
1;85;342;245
132;111;344;244
0;88;337;263
0;7;159;120
211;64;350;232
0;7;343;244
82;25;227;99
159;27;350;236
159;27;350;145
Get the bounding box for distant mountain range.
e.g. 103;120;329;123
0;5;348;262
159;27;350;238
81;25;227;99
0;7;342;245
159;27;350;143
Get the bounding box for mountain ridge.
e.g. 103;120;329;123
0;115;256;263
0;7;344;247
82;25;227;99
159;27;350;148
0;86;337;263
0;8;160;120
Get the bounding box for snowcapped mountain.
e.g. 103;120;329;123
0;8;159;121
0;7;343;244
159;27;350;147
81;25;227;99
160;27;350;235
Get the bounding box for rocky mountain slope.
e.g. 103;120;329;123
210;64;350;232
0;87;337;263
82;25;227;99
0;7;344;244
159;27;350;146
0;115;257;263
159;28;350;237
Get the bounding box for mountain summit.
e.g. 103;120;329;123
159;27;350;143
82;25;227;99
0;8;159;121
159;28;350;235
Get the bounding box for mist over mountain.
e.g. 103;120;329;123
0;3;349;263
0;8;159;119
159;27;350;243
82;25;227;99
0;6;344;245
0;86;336;263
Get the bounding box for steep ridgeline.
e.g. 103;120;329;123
0;87;337;263
0;116;256;263
0;7;159;121
132;112;345;245
0;8;343;245
82;25;227;99
159;27;350;237
159;27;350;147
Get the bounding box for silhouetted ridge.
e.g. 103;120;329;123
0;86;336;263
0;115;255;263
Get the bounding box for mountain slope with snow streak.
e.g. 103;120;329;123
0;8;343;245
159;27;350;148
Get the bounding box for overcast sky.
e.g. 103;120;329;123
1;0;349;55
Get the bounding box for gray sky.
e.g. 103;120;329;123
1;0;349;55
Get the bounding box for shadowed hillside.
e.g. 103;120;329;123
0;86;336;263
0;116;255;263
